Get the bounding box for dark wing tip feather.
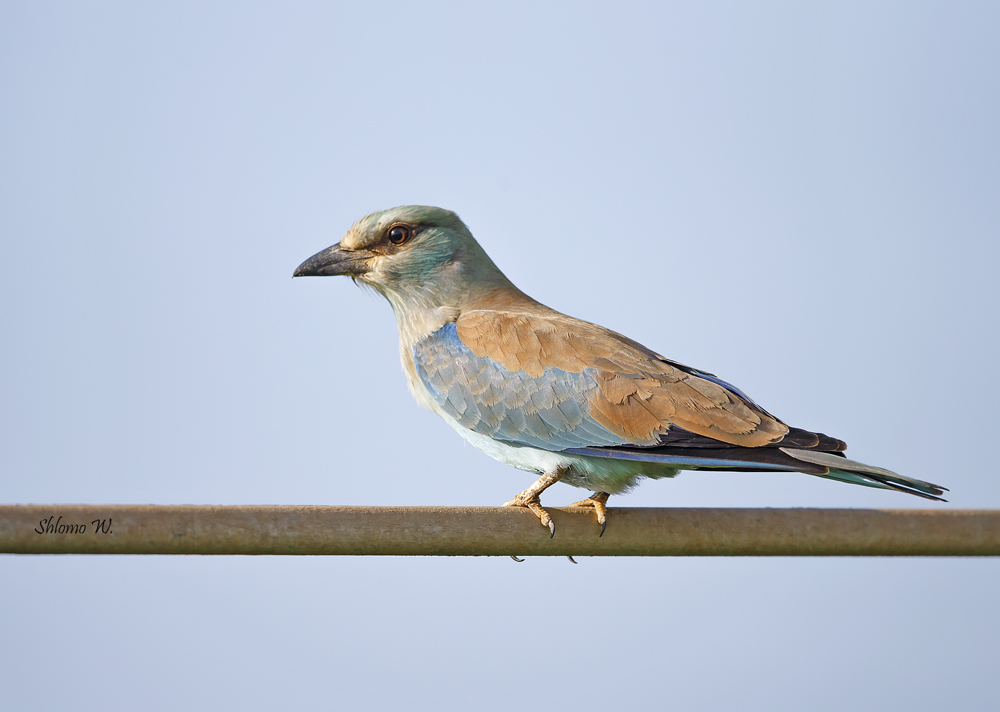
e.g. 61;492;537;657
780;427;847;452
655;425;847;454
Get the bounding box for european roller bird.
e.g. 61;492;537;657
294;205;946;536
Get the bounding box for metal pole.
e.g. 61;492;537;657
3;505;999;556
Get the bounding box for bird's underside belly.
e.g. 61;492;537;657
444;410;679;493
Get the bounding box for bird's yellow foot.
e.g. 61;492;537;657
503;491;555;537
570;491;610;536
502;471;564;537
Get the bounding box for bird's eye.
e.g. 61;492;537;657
388;226;411;245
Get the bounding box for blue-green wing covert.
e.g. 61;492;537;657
413;324;630;451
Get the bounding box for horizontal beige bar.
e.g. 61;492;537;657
2;505;999;556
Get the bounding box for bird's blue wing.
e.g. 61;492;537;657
413;325;810;470
413;324;630;451
413;323;948;501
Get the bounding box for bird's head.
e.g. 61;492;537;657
293;205;513;310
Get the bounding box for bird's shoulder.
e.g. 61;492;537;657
454;303;678;379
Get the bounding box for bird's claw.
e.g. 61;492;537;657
567;556;578;564
502;470;565;537
510;555;525;562
503;493;556;537
570;492;610;536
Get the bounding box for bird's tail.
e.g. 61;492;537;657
568;443;948;501
780;448;948;501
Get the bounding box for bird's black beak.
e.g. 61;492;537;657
293;243;369;277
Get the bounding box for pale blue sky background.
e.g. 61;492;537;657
2;2;998;709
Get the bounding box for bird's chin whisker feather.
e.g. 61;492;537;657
353;280;379;300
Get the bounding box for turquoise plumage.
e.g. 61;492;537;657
294;205;946;535
414;323;629;450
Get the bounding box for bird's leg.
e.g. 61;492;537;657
570;491;610;536
502;469;565;537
